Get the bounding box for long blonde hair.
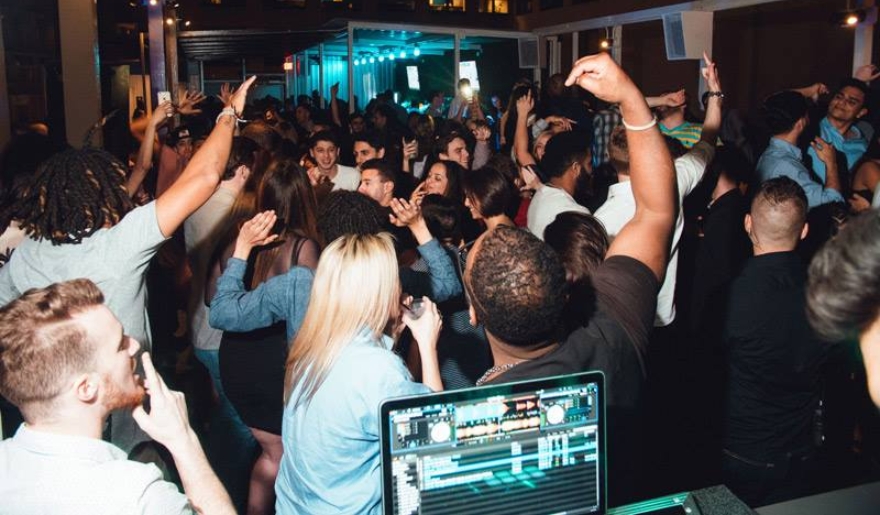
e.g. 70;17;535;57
284;232;400;406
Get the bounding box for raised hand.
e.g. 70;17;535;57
472;125;492;142
702;52;721;92
226;76;257;115
516;90;534;118
234;210;278;259
330;82;339;99
389;197;422;227
565;52;640;105
177;90;206;116
150;101;174;126
545;115;576;132
663;89;687;107
402;137;419;160
131;352;195;454
409;181;427;205
855;64;880;83
217;83;233;106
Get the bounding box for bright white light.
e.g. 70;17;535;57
413;47;421;57
369;56;375;64
399;50;406;59
388;53;395;60
378;55;385;62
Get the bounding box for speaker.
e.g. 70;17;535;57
518;37;540;69
662;11;714;61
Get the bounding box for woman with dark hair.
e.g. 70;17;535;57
544;211;609;332
208;157;320;515
461;166;518;231
413;159;465;204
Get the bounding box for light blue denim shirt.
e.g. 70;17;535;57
756;137;844;209
806;117;868;183
209;258;314;341
275;330;432;514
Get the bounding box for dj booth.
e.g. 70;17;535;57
378;371;878;515
608;481;880;515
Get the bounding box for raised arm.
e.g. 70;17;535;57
514;91;536;167
128;102;173;197
699;52;722;145
390;198;462;302
155;76;256;237
645;89;685;109
133;353;235;515
329;83;342;128
566;53;676;281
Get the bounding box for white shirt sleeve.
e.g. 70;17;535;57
674;141;715;199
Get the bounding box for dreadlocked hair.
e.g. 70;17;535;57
6;148;134;245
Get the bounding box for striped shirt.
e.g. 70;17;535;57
661;121;703;149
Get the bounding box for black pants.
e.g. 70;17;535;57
722;447;816;507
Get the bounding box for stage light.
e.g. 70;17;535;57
149;0;158;5
369;56;375;64
413;46;421;57
833;9;868;27
378;55;385;62
184;20;191;27
166;17;174;26
600;39;612;50
388;52;395;60
399;50;406;59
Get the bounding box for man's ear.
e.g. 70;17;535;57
858;107;868;120
378;148;386;159
74;373;99;403
383;181;395;196
469;304;479;327
800;222;810;241
744;213;753;238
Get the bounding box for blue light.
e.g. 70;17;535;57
388;53;395;61
413;47;421;57
369;56;375;64
378;55;385;62
399;50;406;59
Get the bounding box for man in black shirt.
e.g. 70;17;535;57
462;52;674;505
720;177;828;507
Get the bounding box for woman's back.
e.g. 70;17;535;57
277;331;429;514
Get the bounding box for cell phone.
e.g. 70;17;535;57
460;84;473;101
157;91;172;113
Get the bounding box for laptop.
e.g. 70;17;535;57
380;371;606;515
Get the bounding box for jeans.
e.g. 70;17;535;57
722;447;816;507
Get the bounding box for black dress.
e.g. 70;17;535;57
218;236;308;435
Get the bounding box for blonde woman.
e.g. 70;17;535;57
276;233;443;514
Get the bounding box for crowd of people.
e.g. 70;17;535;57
1;48;880;514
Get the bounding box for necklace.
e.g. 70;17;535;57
476;361;523;386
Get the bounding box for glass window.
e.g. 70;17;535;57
429;0;465;12
478;0;508;13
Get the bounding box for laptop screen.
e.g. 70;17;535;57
380;371;605;515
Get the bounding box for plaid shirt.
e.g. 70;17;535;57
593;106;622;167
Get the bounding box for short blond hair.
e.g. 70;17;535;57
0;279;104;411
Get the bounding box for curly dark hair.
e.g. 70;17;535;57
317;190;384;245
2;147;134;245
467;226;567;347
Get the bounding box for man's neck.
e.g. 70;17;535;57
548;175;575;197
752;243;796;257
487;333;559;365
774;132;800;147
27;409;106;441
319;164;339;179
826;116;854;137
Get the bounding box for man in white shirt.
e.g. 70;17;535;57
526;131;592;240
307;130;360;191
594;53;723;326
0;279;234;515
